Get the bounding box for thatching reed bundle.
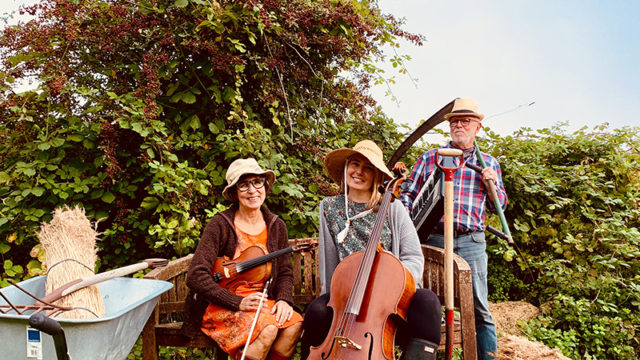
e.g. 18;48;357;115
38;205;105;319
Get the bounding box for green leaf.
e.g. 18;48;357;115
68;134;84;142
166;82;180;97
51;138;65;147
38;142;51;150
167;219;179;229
101;192;116;203
0;243;10;254
31;187;45;197
141;196;159;210
182;114;201;131
181;92;196;104
90;189;104;199
0;172;10;182
26;260;42;271
174;0;188;8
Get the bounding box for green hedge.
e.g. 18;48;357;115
482;124;640;359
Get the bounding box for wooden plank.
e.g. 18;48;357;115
291;252;302;295
302;251;313;295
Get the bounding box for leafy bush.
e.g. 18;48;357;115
482;124;640;359
0;0;420;278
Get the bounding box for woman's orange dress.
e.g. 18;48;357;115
200;226;302;358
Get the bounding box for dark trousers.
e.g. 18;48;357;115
300;288;442;359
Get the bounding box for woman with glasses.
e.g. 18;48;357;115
183;158;302;360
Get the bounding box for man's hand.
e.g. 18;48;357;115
271;300;294;326
481;167;498;187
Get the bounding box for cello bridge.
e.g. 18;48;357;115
334;336;362;350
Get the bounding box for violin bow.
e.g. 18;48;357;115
240;279;272;360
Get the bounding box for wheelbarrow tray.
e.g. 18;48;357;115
0;275;173;360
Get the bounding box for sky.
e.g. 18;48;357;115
2;0;639;141
371;0;640;142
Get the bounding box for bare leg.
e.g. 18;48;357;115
242;325;279;360
269;322;303;358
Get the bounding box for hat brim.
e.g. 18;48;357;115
444;112;484;121
324;148;393;185
222;170;276;200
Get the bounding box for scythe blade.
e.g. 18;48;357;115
386;99;456;168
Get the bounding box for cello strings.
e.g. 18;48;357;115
331;180;396;343
336;191;393;339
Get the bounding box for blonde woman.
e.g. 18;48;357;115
300;140;441;360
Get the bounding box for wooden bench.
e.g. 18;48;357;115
141;238;476;359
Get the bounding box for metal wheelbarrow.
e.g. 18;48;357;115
0;275;173;360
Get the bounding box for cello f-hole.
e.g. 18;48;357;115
320;337;338;360
365;332;375;360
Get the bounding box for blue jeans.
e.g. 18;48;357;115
427;232;497;360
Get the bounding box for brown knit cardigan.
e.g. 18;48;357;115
182;205;294;338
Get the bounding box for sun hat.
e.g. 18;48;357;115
222;158;276;200
443;98;484;121
324;140;393;184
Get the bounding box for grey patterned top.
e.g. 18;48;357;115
321;195;392;260
318;195;425;294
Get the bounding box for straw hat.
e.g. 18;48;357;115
222;158;276;200
324;140;393;184
443;98;484;121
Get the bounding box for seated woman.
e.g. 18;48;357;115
182;158;302;360
300;140;442;360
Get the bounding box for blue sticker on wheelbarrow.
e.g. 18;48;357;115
26;327;43;360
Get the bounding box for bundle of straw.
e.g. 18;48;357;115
38;205;105;319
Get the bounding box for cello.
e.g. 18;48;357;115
308;167;415;360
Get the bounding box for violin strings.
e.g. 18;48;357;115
236;247;292;273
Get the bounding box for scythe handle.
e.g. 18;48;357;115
474;141;514;244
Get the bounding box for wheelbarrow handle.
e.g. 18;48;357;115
29;312;71;360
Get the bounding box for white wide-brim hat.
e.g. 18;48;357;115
443;98;484;121
324;140;393;185
222;158;276;200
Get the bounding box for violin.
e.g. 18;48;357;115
212;241;317;292
309;165;414;360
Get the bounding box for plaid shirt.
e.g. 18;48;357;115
401;144;507;233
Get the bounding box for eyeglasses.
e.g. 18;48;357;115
237;177;266;192
449;118;478;128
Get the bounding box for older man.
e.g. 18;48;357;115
401;98;507;360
